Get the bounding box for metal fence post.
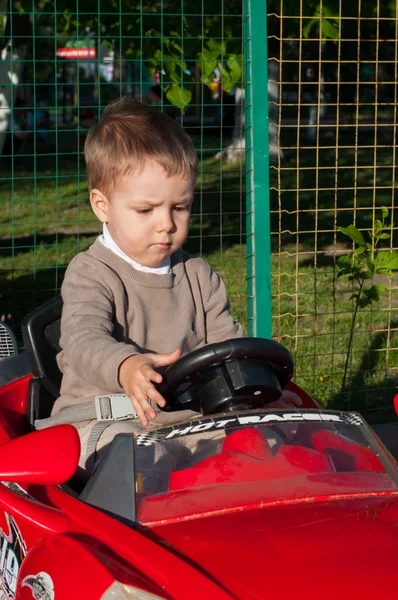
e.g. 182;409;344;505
244;0;272;338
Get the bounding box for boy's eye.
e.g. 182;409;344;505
136;208;153;215
174;205;189;212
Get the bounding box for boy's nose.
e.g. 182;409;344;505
158;213;175;233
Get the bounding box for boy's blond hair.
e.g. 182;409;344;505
84;96;198;197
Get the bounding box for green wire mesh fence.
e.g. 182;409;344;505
0;0;247;336
270;2;398;421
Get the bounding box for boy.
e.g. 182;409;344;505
45;97;300;470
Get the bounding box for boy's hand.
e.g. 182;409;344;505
265;389;303;410
118;349;181;426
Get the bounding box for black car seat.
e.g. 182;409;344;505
21;295;63;425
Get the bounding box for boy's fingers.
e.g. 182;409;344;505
130;396;149;426
145;386;166;409
281;390;303;407
141;364;163;384
152;348;182;368
265;392;303;410
131;392;157;423
135;390;157;419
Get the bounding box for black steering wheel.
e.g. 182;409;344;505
158;338;294;415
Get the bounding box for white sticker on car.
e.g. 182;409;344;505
0;513;27;598
21;572;55;600
135;410;364;445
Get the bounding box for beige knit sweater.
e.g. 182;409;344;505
53;239;243;415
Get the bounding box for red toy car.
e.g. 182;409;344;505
0;300;397;599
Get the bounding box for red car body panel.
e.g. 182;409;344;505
0;373;234;598
0;362;397;598
44;485;234;599
0;424;80;485
151;496;398;599
0;375;31;438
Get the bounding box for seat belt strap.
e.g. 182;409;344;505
85;421;116;472
34;394;137;430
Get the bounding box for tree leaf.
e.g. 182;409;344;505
338;225;365;246
218;62;231;83
354;246;366;256
381;206;389;220
377;233;391;239
363;284;386;302
207;39;225;55
374;251;398;272
376;268;392;276
358;297;372;308
361;269;372;280
166;86;192;111
302;4;339;40
374;283;387;295
227;56;242;86
222;82;235;93
375;219;383;231
337;254;351;268
198;48;217;82
321;19;339;39
303;18;318;38
167;61;180;84
366;256;375;275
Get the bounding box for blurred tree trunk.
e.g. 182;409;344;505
0;0;31;155
221;13;282;164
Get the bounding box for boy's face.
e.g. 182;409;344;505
90;161;195;268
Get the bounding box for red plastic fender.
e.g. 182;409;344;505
0;425;80;485
0;485;68;534
16;534;165;600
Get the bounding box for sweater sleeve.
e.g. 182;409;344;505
59;258;140;393
200;261;244;344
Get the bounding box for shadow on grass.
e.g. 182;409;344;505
0;169;245;333
6;128;397;265
271;128;398;255
0;231;96;253
328;320;398;424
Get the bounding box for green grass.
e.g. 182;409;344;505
0;132;397;423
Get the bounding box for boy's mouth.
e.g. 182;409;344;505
152;242;172;249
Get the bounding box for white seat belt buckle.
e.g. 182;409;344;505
95;394;137;421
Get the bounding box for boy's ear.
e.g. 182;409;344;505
90;189;109;223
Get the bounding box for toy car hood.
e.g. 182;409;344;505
151;496;398;598
128;409;398;598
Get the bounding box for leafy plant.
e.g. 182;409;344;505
198;39;242;94
337;208;398;392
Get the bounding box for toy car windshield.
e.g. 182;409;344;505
133;409;398;525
